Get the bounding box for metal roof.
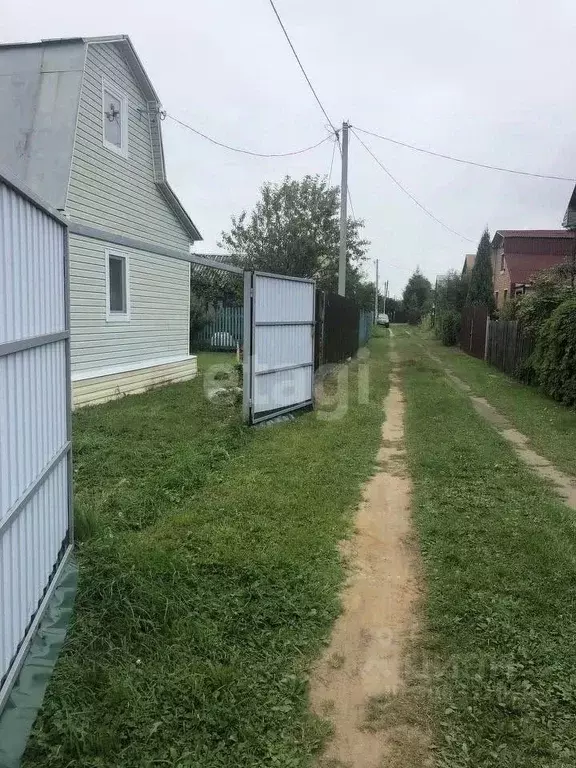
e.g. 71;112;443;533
506;252;568;285
495;229;573;239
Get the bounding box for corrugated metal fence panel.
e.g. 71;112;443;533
255;276;315;323
359;311;373;346
250;274;315;422
0;458;68;681
0;343;67;518
0;175;71;712
320;293;360;364
192;306;243;349
0;184;65;343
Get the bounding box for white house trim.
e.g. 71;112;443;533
104;248;131;322
71;353;196;382
101;76;129;157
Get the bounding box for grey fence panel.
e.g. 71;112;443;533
359;310;374;346
245;272;315;424
0;173;72;714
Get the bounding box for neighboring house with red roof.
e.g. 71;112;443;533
462;253;476;277
490;230;575;309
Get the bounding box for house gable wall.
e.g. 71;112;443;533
66;42;191;250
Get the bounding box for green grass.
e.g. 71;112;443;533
396;330;576;768
23;336;391;768
421;331;576;477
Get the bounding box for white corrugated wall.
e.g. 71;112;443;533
0;176;72;712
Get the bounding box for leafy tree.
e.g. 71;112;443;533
467;229;495;311
220;175;370;301
402;269;432;324
434;270;467;345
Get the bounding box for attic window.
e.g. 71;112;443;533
102;79;128;156
500;254;505;272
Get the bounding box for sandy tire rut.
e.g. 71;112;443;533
310;352;427;768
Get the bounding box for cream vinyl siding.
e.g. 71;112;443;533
72;357;198;408
69;233;191;373
67;42;191;250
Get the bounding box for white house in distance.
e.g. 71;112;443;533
0;35;202;406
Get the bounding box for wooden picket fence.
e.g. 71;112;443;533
486;320;535;376
192;306;243;350
459;306;489;359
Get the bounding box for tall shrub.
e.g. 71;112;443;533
434;270;467;344
534;298;576;406
467;229;495;313
439;310;461;346
403;269;432;325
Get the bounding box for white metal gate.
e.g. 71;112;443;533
243;271;315;424
0;170;72;713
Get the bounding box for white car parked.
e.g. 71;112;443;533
377;313;390;328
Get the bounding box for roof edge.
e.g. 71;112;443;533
158;181;202;242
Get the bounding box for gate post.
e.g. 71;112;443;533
484;316;490;361
242;271;253;424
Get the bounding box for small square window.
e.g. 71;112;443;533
102;79;128;156
106;251;130;321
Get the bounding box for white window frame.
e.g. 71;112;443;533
101;77;128;157
105;249;131;322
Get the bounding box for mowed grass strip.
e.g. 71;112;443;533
398;332;576;768
422;331;576;478
23;335;391;768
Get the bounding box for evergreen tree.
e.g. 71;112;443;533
467;229;495;311
402;268;432;324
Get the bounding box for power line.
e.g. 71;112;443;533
327;137;337;185
267;0;338;137
352;129;474;243
347;187;357;220
354;126;576;183
167;114;332;158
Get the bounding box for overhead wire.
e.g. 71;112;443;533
267;0;339;137
347;187;357;220
354;126;576;183
166;114;332;158
327;137;337;185
352;128;474;243
266;2;361;224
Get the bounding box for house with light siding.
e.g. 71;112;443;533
0;35;202;406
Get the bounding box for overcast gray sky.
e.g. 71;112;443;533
4;0;576;296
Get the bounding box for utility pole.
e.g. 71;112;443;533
338;121;349;296
374;259;379;319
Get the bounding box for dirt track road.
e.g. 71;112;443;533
310;354;428;767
